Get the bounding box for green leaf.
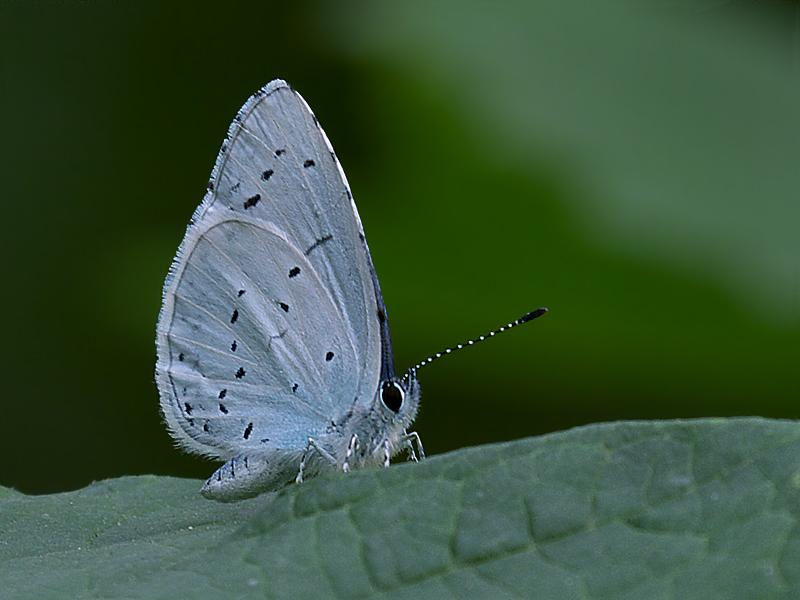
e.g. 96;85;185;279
4;418;800;599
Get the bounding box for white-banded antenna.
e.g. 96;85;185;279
406;308;549;376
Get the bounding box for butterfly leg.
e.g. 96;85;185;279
383;439;391;468
342;433;359;473
295;437;336;484
295;443;310;485
400;431;426;460
402;429;418;462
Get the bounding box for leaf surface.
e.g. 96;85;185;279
3;418;800;599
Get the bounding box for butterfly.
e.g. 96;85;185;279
155;80;547;501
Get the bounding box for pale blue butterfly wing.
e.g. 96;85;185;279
156;81;381;468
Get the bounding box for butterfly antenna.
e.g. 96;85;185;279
406;307;549;376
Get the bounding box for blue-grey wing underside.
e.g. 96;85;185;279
155;80;381;461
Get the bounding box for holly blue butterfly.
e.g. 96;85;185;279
155;80;547;501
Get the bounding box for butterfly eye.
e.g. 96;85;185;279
380;381;404;413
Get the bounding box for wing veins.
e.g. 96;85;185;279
201;233;329;394
166;333;258;367
171;294;259;357
171;372;329;420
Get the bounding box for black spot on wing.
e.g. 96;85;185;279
275;148;285;156
184;402;193;415
178;353;185;361
325;351;334;362
231;309;239;324
261;169;274;181
243;422;253;439
231;340;237;352
278;302;289;313
235;367;246;379
292;383;298;392
303;159;315;168
243;194;261;209
305;234;333;256
219;403;229;414
218;389;227;399
288;266;300;278
203;422;210;432
237;289;245;297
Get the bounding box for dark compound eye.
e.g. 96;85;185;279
380;381;404;413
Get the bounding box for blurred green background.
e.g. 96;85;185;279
1;1;798;494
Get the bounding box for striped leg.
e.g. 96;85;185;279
383;439;391;468
342;433;359;473
295;437;336;484
401;431;425;460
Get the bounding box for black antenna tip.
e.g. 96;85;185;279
520;308;549;323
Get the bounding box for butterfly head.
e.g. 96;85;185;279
377;371;421;428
